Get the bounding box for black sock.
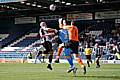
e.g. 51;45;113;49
43;56;45;62
87;60;90;67
49;54;53;63
90;60;92;63
96;59;100;66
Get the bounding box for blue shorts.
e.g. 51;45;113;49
63;48;72;57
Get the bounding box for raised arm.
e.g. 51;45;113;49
58;18;63;29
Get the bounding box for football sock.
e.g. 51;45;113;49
56;47;63;57
67;57;74;68
42;56;45;62
76;58;84;68
87;60;90;67
48;52;53;63
96;59;100;66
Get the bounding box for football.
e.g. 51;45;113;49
49;4;56;11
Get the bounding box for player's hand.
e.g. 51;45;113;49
58;18;62;23
54;29;58;33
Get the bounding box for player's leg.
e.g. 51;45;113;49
96;56;101;68
64;43;76;72
47;51;53;70
42;54;45;63
73;67;78;77
87;60;90;67
63;48;78;76
71;41;86;74
43;41;53;70
35;51;42;64
73;54;86;74
65;55;74;73
86;55;92;67
54;44;64;63
54;37;63;63
95;53;101;68
67;57;78;76
96;59;100;68
90;59;92;63
86;55;90;67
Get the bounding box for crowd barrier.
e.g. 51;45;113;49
0;51;29;63
0;47;119;64
27;59;120;64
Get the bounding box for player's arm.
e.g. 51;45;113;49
41;27;57;33
39;29;43;38
45;33;55;36
44;28;58;37
58;18;63;29
63;25;72;30
39;28;52;38
47;28;57;33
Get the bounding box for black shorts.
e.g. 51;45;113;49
85;55;91;60
96;54;101;58
58;37;62;44
69;40;79;54
43;41;53;53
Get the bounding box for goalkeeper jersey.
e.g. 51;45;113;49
84;48;92;55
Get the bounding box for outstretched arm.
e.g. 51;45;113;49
58;18;63;29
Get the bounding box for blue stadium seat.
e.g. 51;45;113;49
12;37;39;47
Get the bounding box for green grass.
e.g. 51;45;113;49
0;63;120;80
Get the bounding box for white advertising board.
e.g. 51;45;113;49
15;17;36;24
95;10;120;19
39;15;62;21
67;13;93;21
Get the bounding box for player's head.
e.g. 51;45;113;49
40;22;47;28
95;43;99;48
85;43;90;48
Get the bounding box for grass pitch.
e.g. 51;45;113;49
0;63;120;80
